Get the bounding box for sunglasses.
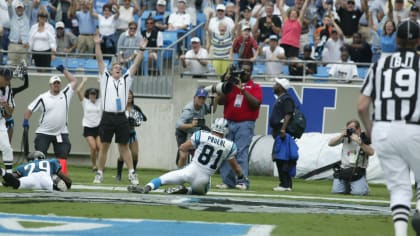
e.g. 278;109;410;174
347;1;355;4
146;22;154;24
129;27;137;30
38;14;48;17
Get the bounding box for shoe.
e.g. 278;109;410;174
127;185;151;194
412;210;420;235
164;185;188;194
93;172;103;184
272;186;292;191
128;172;139;185
92;167;98;172
115;174;121;182
235;183;248;190
215;183;229;189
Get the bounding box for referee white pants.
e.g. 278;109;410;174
372;122;420;209
0;118;13;166
160;163;211;195
19;172;53;192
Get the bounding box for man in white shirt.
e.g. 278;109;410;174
207;4;235;35
180;37;209;78
257;34;286;76
168;0;191;31
322;29;344;63
328;46;359;83
23;65;78;175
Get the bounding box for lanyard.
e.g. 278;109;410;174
113;79;120;97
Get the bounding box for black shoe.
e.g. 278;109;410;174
127;185;151;194
412;210;420;236
164;185;188;194
115;174;121;182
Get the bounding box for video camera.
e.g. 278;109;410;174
204;64;244;95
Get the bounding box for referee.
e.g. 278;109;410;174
358;20;420;236
93;34;147;185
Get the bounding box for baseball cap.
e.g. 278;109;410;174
303;44;312;51
397;20;420;40
195;88;208;97
15;1;24;8
178;0;186;3
157;0;166;5
242;24;251;31
244;5;252;11
275;78;290;90
395;0;403;3
269;34;278;41
191;37;200;43
411;5;419;12
55;21;65;29
216;4;226;11
49;76;62;84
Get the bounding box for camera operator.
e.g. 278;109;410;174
214;63;262;190
175;87;215;168
328;119;374;195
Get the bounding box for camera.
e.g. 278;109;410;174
204;64;244;95
345;128;354;137
204;82;233;94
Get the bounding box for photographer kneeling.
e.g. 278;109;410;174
328;119;374;195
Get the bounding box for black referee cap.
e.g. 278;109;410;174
397;20;420;40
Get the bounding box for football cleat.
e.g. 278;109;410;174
164;185;188;194
128;172;139;185
93;172;103;184
235;183;248;190
127;185;151;194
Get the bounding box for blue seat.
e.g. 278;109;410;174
195;13;206;42
313;66;330;83
282;65;289;75
141;50;162;76
84;59;99;74
65;58;85;71
358;67;368;79
51;57;64;67
162;31;179;59
252;64;265;75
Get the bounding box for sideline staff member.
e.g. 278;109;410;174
93;34;147;185
358;20;420;236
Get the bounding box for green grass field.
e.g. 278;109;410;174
0;166;415;235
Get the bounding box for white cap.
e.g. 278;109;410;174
216;4;226;11
275;78;290;90
15;1;24;8
242;24;251;31
191;37;200;43
157;0;166;5
49;76;62;84
55;21;65;29
178;0;186;3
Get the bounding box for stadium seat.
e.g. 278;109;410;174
313;66;330;83
283;65;289;75
358;67;368;79
84;59;99;74
66;58;85;71
162;31;179;59
51;57;64;67
252;64;265;75
195;13;206;42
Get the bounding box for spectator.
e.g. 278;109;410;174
7;1;30;65
289;0;318;53
76;77;102;172
116;90;147;181
0;0;10;65
55;21;77;54
92;34;147;185
392;0;409;24
237;5;257;36
253;2;282;43
28;8;56;72
369;16;397;59
180;37;209;78
269;78;299;191
150;0;170;31
0;68;14;173
117;21;144;70
141;17;163;74
207;21;233;78
232;25;258;67
75;1;97;55
116;0;139;39
288;44;317;78
52;0;72;28
346;32;372;64
225;2;237;21
278;0;309;58
168;0;191;31
314;15;334;45
175;87;213;168
67;0;81;36
215;63;262;190
322;28;344;63
128;118;246;196
23;65;78;175
92;3;120;61
328;46;359;83
207;4;235;35
335;0;367;44
328;119;374;195
408;5;420;24
257;34;286;76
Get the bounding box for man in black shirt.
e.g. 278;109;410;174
253;2;282;43
336;0;366;43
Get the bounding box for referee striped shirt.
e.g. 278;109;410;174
0;86;15;119
361;49;420;124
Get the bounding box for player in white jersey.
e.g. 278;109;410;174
127;118;246;195
358;20;420;236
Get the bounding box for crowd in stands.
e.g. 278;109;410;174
0;0;419;78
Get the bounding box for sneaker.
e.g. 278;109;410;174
164;185;188;194
115;174;121;182
215;183;229;189
127;185;151;194
272;186;292;191
412;210;420;235
93;172;103;184
128;172;139;185
235;183;248;190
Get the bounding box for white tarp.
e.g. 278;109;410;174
248;133;386;184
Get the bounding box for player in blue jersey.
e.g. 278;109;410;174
128;118;247;195
0;151;71;192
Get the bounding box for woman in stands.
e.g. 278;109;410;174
369;15;396;59
28;8;56;72
92;3;120;61
76;77;102;172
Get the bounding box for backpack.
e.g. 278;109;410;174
287;108;306;139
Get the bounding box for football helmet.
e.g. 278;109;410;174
211;118;228;134
27;151;46;162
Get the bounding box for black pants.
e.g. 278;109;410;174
275;160;296;188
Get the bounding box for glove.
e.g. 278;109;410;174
22;119;29;128
56;65;65;73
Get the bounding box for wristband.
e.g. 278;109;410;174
23;119;29;127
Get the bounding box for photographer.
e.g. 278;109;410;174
175;87;215;168
215;63;262;190
328;119;374;195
